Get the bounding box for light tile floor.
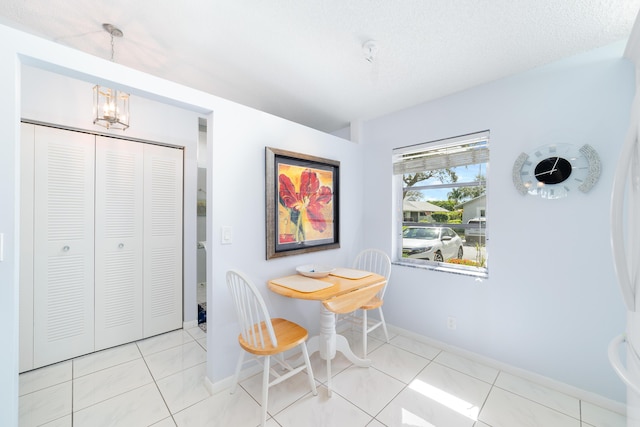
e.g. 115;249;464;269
19;325;625;427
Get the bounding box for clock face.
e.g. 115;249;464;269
512;143;601;199
533;157;572;185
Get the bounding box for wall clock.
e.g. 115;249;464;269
512;143;601;199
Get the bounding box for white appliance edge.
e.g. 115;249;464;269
609;83;640;426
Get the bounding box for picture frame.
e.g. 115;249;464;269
265;147;340;259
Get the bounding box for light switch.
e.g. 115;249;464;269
221;226;232;244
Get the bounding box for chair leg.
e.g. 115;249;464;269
326;353;332;397
301;343;318;396
362;309;368;358
230;351;245;394
261;355;270;427
379;307;390;343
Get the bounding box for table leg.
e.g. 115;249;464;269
314;305;371;396
316;305;371;366
318;305;336;360
335;334;371;367
289;305;373;397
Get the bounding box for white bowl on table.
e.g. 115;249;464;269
296;264;335;278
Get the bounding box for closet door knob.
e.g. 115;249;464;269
118;243;124;249
62;245;70;252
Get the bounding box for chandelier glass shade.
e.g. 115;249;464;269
93;85;129;130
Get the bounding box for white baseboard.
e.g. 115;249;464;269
205;363;263;396
204;375;234;396
183;320;198;330
386;324;626;416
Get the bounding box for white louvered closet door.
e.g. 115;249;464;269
33;126;95;368
143;144;183;337
95;137;144;350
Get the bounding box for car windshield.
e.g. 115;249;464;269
403;227;439;239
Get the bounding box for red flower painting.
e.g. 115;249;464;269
278;168;333;243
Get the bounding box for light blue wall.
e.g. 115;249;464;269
0;23;635;427
360;40;634;402
0;23;365;425
0;33;21;427
207;105;367;382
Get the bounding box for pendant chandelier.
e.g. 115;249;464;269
93;23;130;130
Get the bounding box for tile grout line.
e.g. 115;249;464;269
138;340;178;427
20;328;624;427
579;399;582;425
490;371;583;423
70;358;74;427
69;349;158;423
366;348;438;424
475;368;500;426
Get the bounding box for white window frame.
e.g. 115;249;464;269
393;131;489;278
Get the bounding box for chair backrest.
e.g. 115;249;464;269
322;281;385;314
226;270;277;350
352;249;391;298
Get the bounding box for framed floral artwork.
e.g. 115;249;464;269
265;147;340;259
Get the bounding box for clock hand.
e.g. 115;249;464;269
534;157;560;177
548;157;559;175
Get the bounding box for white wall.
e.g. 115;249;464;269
207;105;366;382
0;23;364;425
0;31;21;427
1;22;633;427
360;40;634;402
20;64;203;325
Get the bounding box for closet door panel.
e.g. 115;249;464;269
33;126;95;368
95;137;144;350
143;144;183;337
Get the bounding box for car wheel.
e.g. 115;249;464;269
457;246;463;259
434;251;444;262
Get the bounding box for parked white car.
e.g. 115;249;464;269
402;226;464;261
465;218;486;244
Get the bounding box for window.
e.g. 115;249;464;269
393;131;489;277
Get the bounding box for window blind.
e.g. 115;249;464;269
393;131;489;175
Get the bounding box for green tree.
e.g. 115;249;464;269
447;174;486;204
431;212;448;223
429;200;456;211
402;170;458;200
404;190;424;201
447;188;465;205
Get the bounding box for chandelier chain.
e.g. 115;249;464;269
110;33;115;62
94;23;130;130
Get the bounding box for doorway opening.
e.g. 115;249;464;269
197;118;207;331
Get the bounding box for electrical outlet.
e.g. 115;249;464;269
447;316;457;330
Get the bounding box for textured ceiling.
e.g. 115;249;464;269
0;1;639;133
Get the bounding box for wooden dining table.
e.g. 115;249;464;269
267;270;387;370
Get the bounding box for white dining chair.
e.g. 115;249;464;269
226;270;317;426
351;249;392;357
